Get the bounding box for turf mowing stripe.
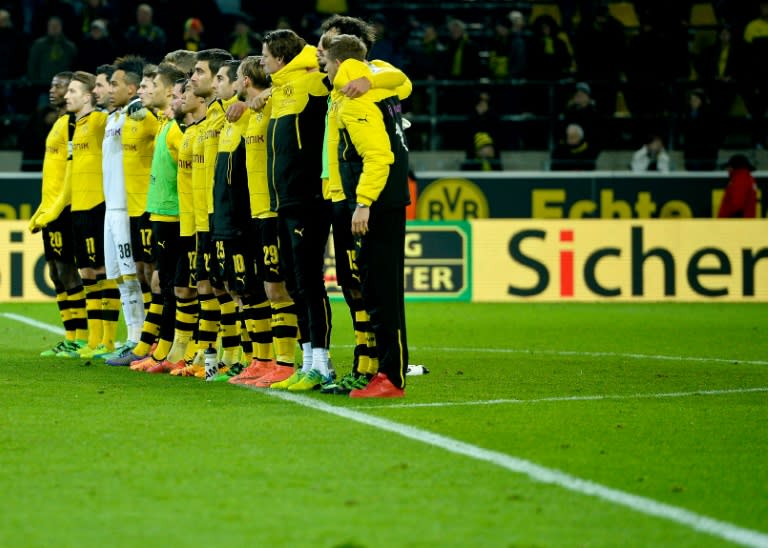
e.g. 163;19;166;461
260;389;768;548
4;312;766;367
368;387;768;409
0;312;65;335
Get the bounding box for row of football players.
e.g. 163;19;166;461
31;15;413;398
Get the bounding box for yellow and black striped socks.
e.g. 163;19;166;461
133;293;163;357
99;276;120;351
56;291;76;342
153;288;177;361
83;278;103;349
67;285;88;341
240;319;253;364
141;281;152;312
218;292;239;366
271;300;298;366
242;296;273;363
197;293;220;352
354;308;374;375
166;296;199;364
364;330;379;375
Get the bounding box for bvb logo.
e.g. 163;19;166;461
284;85;293;97
416;178;490;220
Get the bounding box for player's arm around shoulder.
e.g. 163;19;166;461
368;60;412;101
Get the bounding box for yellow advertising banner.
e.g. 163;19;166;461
0;221;52;302
472;220;768;302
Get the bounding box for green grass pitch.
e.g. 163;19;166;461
0;301;766;547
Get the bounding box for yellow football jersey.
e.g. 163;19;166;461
40;114;73;211
177;120;198;237
122;111;159;216
71;110;108;212
192;116;209;232
203;96;237;215
245;101;276;219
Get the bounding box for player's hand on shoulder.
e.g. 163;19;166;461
226;101;247;122
342;76;372;99
126;96;147;121
249;88;271;111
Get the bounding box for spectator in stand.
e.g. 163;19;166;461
123;3;167;63
682;88;720;171
488;18;512;80
695;25;744;116
228;17;262;59
506;11;527;78
631;134;671;172
465;91;503;150
550;123;599;171
442;18;484;79
27;16;77;84
526;14;571;81
181;17;205;52
0;9;27;81
573;6;626;114
403;21;443;80
743;2;768;147
718;154;758;218
76;0;114;41
75;19;116;73
28;0;77;42
461;132;503;171
402;21;443;118
561;81;600;151
438;17;485;115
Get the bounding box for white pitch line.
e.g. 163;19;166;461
0;312;65;335
411;346;768;367
367;387;768;409
260;389;768;548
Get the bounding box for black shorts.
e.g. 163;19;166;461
195;230;213;283
253;216;285;283
175;235;197;289
281;201;332;296
213;237;256;295
331;200;361;290
42;206;76;263
72;203;105;269
130;213;153;263
151;220;181;290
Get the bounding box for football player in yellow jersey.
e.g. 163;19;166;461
260;30;334;388
203;59;274;382
188;48;234;371
29;71;89;358
169;79;209;377
37;72;116;358
227;56;305;387
206;59;253;380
